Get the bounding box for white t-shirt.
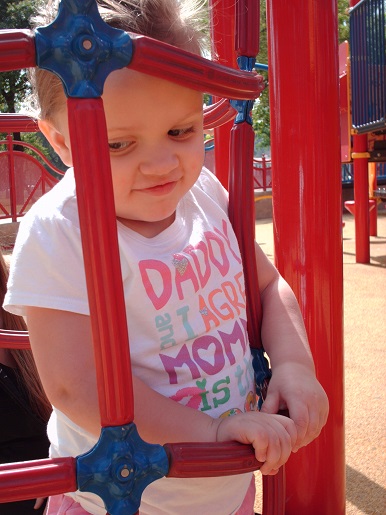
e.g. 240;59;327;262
5;167;256;515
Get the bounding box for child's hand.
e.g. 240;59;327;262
260;363;329;452
34;497;46;510
215;411;297;475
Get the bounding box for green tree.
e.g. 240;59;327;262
337;0;350;43
0;0;34;114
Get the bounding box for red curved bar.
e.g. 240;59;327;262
129;34;265;100
0;329;30;349
0;29;36;71
67;98;134;427
203;99;237;129
165;442;262;478
0;458;77;503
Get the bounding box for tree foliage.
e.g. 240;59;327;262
0;0;34;113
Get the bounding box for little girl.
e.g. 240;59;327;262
4;1;328;514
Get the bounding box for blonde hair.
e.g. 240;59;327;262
0;252;52;422
30;0;208;121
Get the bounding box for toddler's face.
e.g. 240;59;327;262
42;68;205;237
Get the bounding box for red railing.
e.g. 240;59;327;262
253;154;272;190
0;115;64;222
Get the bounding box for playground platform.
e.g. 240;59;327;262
253;211;386;515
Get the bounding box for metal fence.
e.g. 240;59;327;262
0;133;63;222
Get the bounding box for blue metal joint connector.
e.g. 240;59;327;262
230;56;256;124
35;0;133;98
77;423;169;515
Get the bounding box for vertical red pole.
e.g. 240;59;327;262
7;133;17;222
209;0;237;188
369;162;377;237
352;135;370;261
267;1;345;514
350;0;370;262
262;155;267;191
68;98;134;427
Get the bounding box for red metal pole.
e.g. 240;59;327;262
7;134;17;222
67;98;135;427
369;162;377;237
0;30;35;71
352;135;370;262
267;1;345;513
0;458;77;503
209;0;238;188
350;0;370;262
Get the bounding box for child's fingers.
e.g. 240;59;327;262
289;395;328;451
255;416;296;475
254;433;269;463
216;411;297;474
34;497;46;509
259;389;280;414
294;402;326;451
286;398;310;449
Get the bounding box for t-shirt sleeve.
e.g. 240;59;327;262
4;208;89;317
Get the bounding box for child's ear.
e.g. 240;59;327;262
38;119;73;167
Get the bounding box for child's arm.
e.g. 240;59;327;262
25;306;296;475
253;241;329;452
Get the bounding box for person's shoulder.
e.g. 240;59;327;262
193;167;229;212
196;166;223;189
21;168;77;227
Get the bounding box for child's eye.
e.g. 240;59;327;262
108;141;132;153
168;127;195;139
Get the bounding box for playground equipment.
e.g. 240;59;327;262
0;114;64;222
0;0;345;514
343;0;386;262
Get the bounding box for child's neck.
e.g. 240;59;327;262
117;213;176;238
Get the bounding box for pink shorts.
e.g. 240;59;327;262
45;494;89;514
46;478;255;515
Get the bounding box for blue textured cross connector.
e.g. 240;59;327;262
77;424;169;515
34;0;133;98
230;56;257;124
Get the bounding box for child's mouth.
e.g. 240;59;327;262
140;181;178;196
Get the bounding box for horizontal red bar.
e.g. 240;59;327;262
164;441;261;478
0;329;30;349
0;29;36;71
0;458;77;503
0;114;39;133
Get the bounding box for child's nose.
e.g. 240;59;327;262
139;146;179;176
